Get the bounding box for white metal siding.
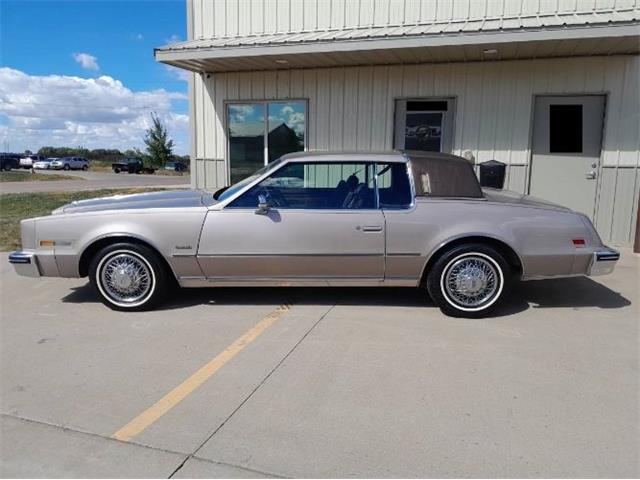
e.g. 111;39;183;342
191;55;639;244
191;0;639;38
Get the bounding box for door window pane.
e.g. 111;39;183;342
228;103;265;184
395;98;454;153
549;104;582;153
404;112;443;152
376;163;412;208
267;102;305;162
230;162;376;210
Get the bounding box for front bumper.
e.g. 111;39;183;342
588;247;620;276
9;251;41;277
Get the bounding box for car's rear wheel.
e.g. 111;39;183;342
89;243;169;311
82;165;88;171
426;244;511;318
63;164;70;170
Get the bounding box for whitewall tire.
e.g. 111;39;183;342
426;244;511;318
89;242;169;311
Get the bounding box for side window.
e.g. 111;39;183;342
376;163;412;208
229;162;376;210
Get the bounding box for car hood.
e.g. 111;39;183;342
52;189;215;215
482;188;571;212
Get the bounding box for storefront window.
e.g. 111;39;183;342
228;101;306;184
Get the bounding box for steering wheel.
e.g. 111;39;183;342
257;187;288;208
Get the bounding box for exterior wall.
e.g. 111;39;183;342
190;0;637;38
191;54;639;245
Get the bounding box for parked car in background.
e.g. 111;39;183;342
164;161;188;172
50;157;89;171
8;152;619;316
19;155;44;169
0;153;20;171
33;158;56;170
112;158;155;174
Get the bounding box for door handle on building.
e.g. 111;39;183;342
585;171;597;180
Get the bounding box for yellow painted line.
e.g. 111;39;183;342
113;304;291;442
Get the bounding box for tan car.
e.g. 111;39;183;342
9;152;619;317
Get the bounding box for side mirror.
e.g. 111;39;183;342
255;194;271;215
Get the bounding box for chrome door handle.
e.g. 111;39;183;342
585;171;597;180
361;225;383;232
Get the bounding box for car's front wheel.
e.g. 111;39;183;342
89;242;169;311
426;244;511;318
63;164;70;170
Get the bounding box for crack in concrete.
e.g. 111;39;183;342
0;412;283;478
168;302;336;479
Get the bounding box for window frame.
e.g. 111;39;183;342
225;99;309;184
393;97;456;154
221;159;415;212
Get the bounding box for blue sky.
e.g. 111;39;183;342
1;0;190;154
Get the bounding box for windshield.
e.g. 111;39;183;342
215;159;282;201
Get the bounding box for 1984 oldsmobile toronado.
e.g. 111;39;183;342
9;152;619;317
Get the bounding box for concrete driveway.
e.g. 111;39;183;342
0;250;638;478
1;170;190;193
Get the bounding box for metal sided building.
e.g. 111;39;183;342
155;0;640;246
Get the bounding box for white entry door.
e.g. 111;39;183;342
529;95;605;218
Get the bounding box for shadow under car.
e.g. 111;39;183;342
62;275;630;316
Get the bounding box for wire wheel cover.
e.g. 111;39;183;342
100;253;153;304
444;255;500;308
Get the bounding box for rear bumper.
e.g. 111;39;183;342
588;247;620;276
9;251;41;278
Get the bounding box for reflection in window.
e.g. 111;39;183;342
268;102;305;162
228;103;265;184
404;112;443;152
227;101;306;184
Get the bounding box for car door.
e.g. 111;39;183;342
197;161;385;284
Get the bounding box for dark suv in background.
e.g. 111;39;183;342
0;153;20;171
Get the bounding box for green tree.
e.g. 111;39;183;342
143;113;174;167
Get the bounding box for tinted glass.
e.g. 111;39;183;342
407;101;448;111
216;159;282;202
230;162;375;210
228;103;265;184
376;163;412;208
549;104;582;153
267;102;305;162
404;112;443;152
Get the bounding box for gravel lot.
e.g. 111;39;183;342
0;250;638;478
0;170;190;193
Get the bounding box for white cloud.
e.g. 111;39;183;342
164;64;190;82
72;53;100;71
134;33;144;40
286;112;305;135
0;68;189;154
165;34;182;44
